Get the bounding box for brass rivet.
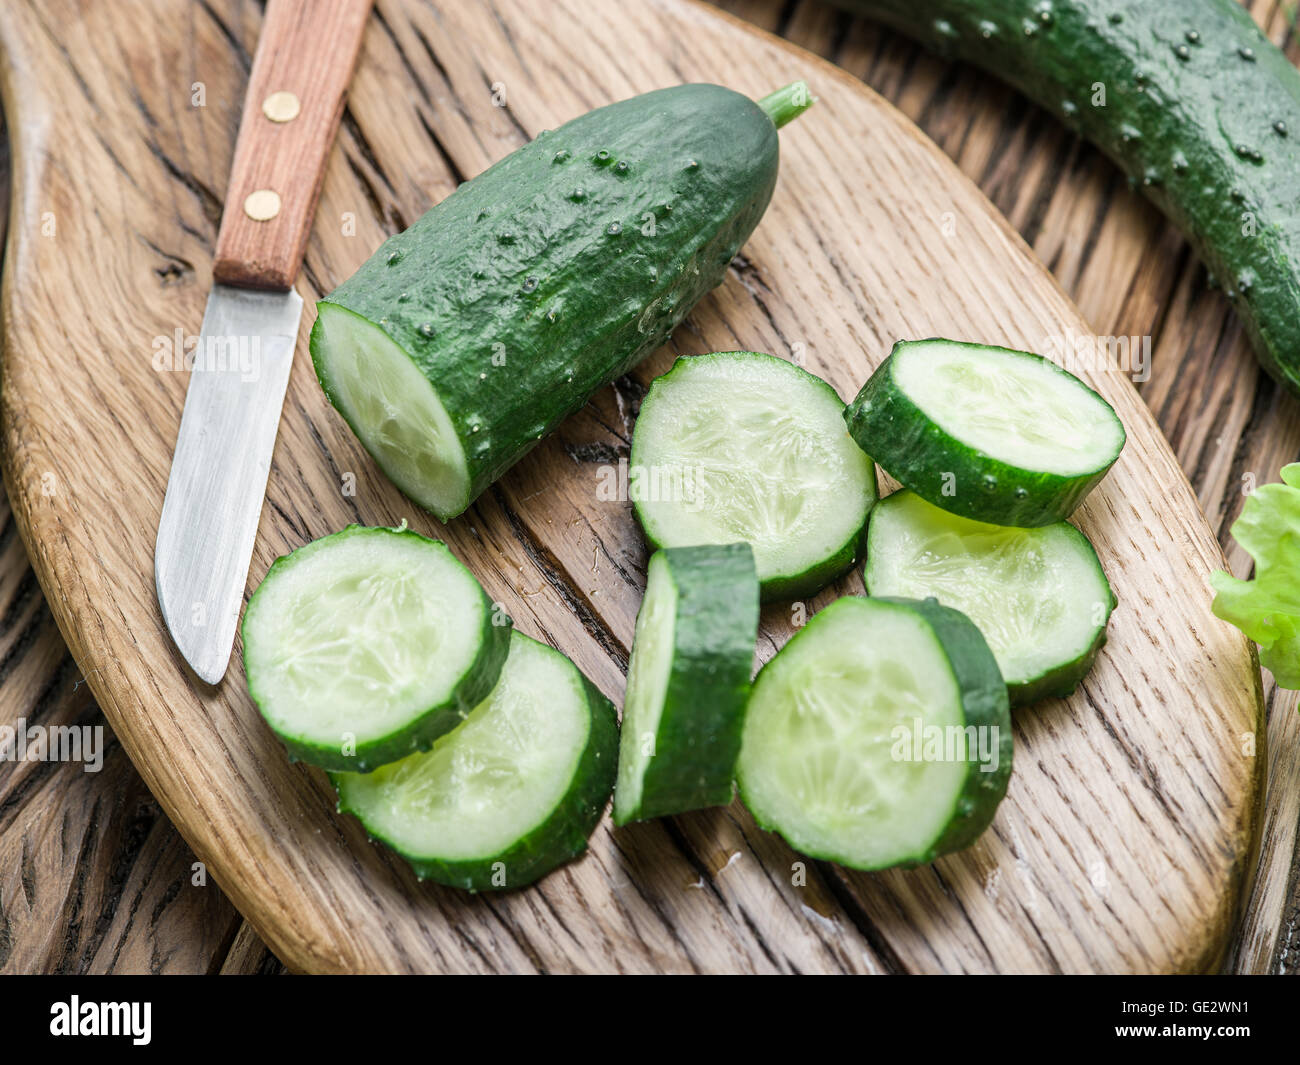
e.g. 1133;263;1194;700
243;188;281;221
262;90;301;123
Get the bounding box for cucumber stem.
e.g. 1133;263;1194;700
758;81;815;128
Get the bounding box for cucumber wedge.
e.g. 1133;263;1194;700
844;339;1124;527
333;632;618;892
242;525;511;772
737;596;1011;870
631;352;877;600
614;543;760;825
865;490;1116;705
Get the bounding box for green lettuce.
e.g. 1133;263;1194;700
1211;463;1300;690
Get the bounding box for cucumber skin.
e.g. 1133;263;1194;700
737;596;1011;869
243;526;512;774
831;0;1300;396
844;340;1122;527
632;352;879;602
614;544;760;825
863;492;1118;705
885;597;1012;863
334;640;620;893
312;84;781;520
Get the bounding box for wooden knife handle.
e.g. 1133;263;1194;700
213;0;373;290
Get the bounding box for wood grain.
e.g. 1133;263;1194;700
0;0;1291;973
213;0;372;289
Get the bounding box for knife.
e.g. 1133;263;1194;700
156;0;374;684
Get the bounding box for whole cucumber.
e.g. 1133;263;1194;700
311;82;812;521
832;0;1300;395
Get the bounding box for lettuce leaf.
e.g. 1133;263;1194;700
1210;463;1300;690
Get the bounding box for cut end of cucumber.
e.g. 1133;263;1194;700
243;527;491;758
312;302;470;522
891;339;1124;478
865;491;1115;700
613;552;678;824
738;597;977;869
334;633;590;865
632;352;875;598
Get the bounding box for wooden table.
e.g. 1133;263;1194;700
0;0;1295;975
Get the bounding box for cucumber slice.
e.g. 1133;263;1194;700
844;339;1125;527
242;525;511;772
631;352;877;601
333;631;618;892
865;490;1116;705
737;596;1011;870
614;543;760;825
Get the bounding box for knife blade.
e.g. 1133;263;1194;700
154;0;373;683
155;286;302;684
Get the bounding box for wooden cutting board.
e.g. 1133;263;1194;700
0;0;1266;973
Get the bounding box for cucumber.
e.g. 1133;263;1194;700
631;352;878;600
737;596;1011;870
311;82;814;522
242;525;511;772
844;338;1124;526
613;543;760;825
831;0;1300;396
864;489;1115;705
333;631;618;892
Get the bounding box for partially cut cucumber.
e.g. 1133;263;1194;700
614;543;760;825
865;490;1115;705
844;339;1125;527
631;352;877;601
737;596;1011;870
333;631;618;892
242;525;511;772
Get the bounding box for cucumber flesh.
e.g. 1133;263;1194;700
865;490;1115;704
242;525;510;772
632;352;877;600
846;339;1124;526
314;303;469;520
893;341;1121;476
737;596;1011;870
614;543;759;824
614;552;678;821
334;631;618;891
